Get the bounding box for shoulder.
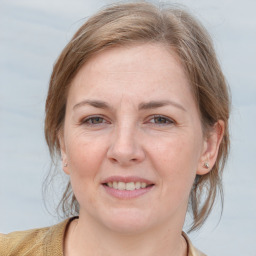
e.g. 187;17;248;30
0;218;71;256
0;226;51;256
182;232;207;256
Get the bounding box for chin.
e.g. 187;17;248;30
100;208;154;234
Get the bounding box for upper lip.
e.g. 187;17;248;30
101;176;155;185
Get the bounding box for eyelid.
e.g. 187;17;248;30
79;114;175;126
80;115;110;126
146;115;175;125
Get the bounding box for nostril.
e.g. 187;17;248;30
109;158;118;163
107;142;145;165
109;157;138;164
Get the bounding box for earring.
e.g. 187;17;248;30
64;163;68;167
203;162;210;169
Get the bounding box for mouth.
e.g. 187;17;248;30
103;181;154;191
101;176;155;199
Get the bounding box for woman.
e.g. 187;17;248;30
0;2;230;255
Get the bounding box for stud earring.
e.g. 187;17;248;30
203;162;210;169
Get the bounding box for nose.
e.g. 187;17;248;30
107;124;145;166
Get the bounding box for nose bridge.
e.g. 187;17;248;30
116;121;136;150
107;119;144;165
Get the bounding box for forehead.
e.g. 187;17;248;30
67;43;194;107
80;43;185;78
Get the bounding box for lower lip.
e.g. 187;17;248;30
102;185;154;199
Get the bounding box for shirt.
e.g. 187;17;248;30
0;218;206;256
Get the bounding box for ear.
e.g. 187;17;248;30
197;120;225;175
58;130;70;175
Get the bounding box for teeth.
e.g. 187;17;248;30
107;182;113;188
126;182;135;190
113;181;118;189
106;181;150;190
117;182;126;190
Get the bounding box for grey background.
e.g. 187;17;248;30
0;0;256;255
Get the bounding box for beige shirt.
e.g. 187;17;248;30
0;218;206;256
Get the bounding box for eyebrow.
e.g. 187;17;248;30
73;99;186;112
138;100;186;112
73;100;111;110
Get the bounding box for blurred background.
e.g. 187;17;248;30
0;0;255;255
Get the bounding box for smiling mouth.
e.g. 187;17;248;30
103;181;154;191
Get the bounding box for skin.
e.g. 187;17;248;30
60;43;224;256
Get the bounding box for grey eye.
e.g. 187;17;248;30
87;117;104;124
154;116;169;124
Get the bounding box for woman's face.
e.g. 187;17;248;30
61;44;209;233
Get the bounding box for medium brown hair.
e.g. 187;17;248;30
44;1;230;231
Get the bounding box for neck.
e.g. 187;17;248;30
65;213;187;256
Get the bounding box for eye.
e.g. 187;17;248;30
148;115;174;125
82;116;108;126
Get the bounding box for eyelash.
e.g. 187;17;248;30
148;115;175;125
80;115;175;127
81;115;109;126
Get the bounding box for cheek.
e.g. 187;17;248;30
149;134;201;192
65;136;106;207
65;132;107;179
152;133;201;169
